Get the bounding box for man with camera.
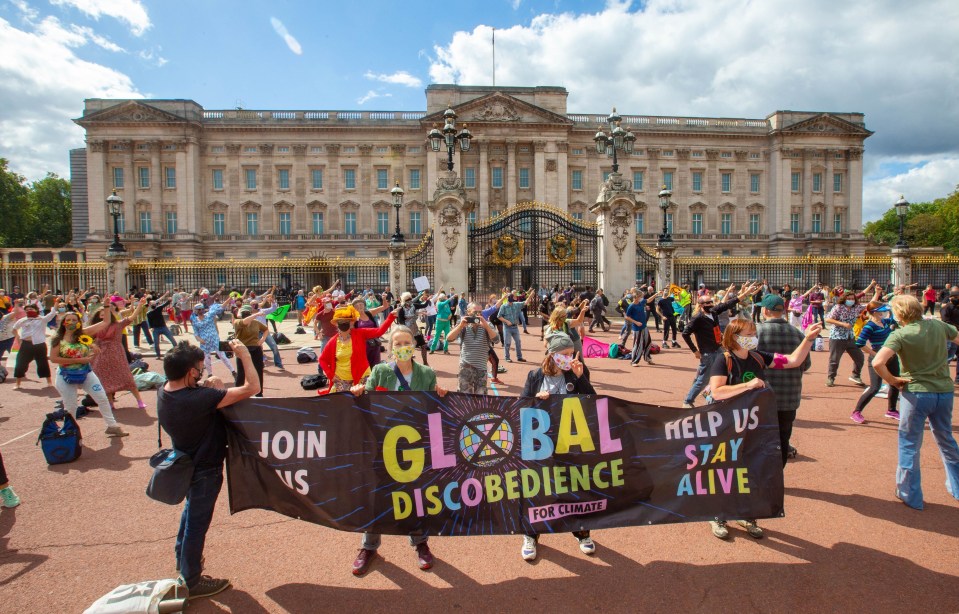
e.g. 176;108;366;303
447;303;499;394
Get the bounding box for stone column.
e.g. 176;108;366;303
103;252;131;296
506;141;517;206
589;172;637;294
891;246;911;289
478;142;490;219
555;142;569;210
534;140;547;204
388;237;408;293
428;171;470;292
655;243;676;291
848;148;864;232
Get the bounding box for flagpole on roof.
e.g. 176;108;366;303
492;27;496;87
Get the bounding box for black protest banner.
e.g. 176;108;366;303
223;390;783;536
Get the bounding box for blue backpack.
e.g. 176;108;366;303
37;409;82;465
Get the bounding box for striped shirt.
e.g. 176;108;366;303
459;325;494;370
856;319;893;351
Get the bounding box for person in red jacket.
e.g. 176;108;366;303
319;305;397;393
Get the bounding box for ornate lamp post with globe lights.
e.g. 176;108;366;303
891;194;912;289
655;185;676;291
427;106;472;171
390;182;405;242
106;189;126;254
593;107;636;172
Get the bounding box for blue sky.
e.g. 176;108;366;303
1;0;958;221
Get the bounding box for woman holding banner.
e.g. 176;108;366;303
349;324;447;575
519;333;597;561
705;317;821;539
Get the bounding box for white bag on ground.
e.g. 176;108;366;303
83;579;187;614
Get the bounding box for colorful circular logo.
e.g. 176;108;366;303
458;412;514;468
742;371;756;382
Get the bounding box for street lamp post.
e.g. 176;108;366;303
428;106;472;171
593;107;636;173
658;185;673;244
390;182;405;242
106;190;126;253
894;195;910;248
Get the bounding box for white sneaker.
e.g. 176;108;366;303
521;535;537;561
577;536;596;555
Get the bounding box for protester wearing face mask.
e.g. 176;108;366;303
519;333;597;561
89;297;150;409
655;289;681;348
12;300;60;389
0;301;23;364
852;301;901;423
50;312;126;436
939;290;959;380
394;291;431;365
158;339;258;600
680;283;759;408
348;325;446;575
705;317;821;540
319;305;396;394
824;285;880;387
447;302;499;394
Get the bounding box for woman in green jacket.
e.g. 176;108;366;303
348;325;447;576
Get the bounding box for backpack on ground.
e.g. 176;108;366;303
83;578;187;614
129;359;149;372
294;326;306;335
274;332;292;345
296;346;317;363
134;371;167;391
608;342;620;358
650;344;661;355
37;409;82;465
169;324;181;336
300;373;328;390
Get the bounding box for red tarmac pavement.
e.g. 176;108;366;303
1;321;958;613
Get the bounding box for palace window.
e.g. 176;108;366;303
791;172;801;192
312;212;324;235
376;168;388;190
571;170;583;190
213;213;225;236
409;168;421;189
665;213;673;234
721;152;732;158
165;167;176;189
721;213;731;235
464;167;476;188
344;168;356;190
833;173;843;193
812;213;821;233
344;212;356;235
279;212;291;236
245;168;257;190
139;211;151;233
572;212;584;220
519;168;530;189
311;168;323;190
138;167;150;189
246;212;258;236
834;212;843;233
663;171;673;191
165;211;177;234
790;213;800;233
692;172;702;192
278;169;290;190
635;213;644;234
692;213;703;235
377;211;389;235
633;171;644;191
750;173;760;193
492;167;503;188
212;169;223;190
409;211;421;234
749;213;760;235
721;172;732;193
467;211;476;228
113;167;124;189
813;173;822;192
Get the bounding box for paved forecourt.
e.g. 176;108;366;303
0;318;957;613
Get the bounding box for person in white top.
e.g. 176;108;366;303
12;299;60;388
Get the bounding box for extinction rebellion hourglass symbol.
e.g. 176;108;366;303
457;412;515;468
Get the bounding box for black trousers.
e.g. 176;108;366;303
779;410;796;467
661;315;678;342
0;449;9;486
14;340;50;379
854;357;900;415
235;346;265;397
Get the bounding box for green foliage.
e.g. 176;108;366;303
0;159;72;248
864;187;959;253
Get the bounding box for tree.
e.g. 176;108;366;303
864;186;959;253
29;174;72;247
0;158;32;247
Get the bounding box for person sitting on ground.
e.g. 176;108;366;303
348;325;447;575
706;317;821;540
158;339;259;601
520;333;596;562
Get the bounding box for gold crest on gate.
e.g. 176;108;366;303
491;235;525;267
547;234;576;268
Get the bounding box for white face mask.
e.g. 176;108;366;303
736;335;759;351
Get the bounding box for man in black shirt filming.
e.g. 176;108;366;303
158;339;260;600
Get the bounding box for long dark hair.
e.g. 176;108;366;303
52;312;82;347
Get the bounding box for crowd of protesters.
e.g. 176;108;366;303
1;274;958;601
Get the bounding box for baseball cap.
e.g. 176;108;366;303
759;295;785;311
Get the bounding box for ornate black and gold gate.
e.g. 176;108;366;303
405;227;434;290
468;202;598;293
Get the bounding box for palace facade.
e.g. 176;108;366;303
72;84;871;261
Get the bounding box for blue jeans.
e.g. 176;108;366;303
132;321;153;346
503;325;523;361
175;466;223;587
151;325;176;358
519;309;528;332
897;391;959;510
426;314;437;339
263;331;283;367
684;351;715;405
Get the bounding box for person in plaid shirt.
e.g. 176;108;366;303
757;295;811;466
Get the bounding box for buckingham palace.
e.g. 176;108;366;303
71;84;871;264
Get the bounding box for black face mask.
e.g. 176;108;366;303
701;304;712;313
951;298;959;305
337;321;352;332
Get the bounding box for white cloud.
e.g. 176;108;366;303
138;47;167;67
510;0;522;9
270;17;302;55
863;157;959;221
357;90;392;105
0;16;141;180
364;70;422;88
49;0;150;36
10;0;39;21
428;0;959;160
